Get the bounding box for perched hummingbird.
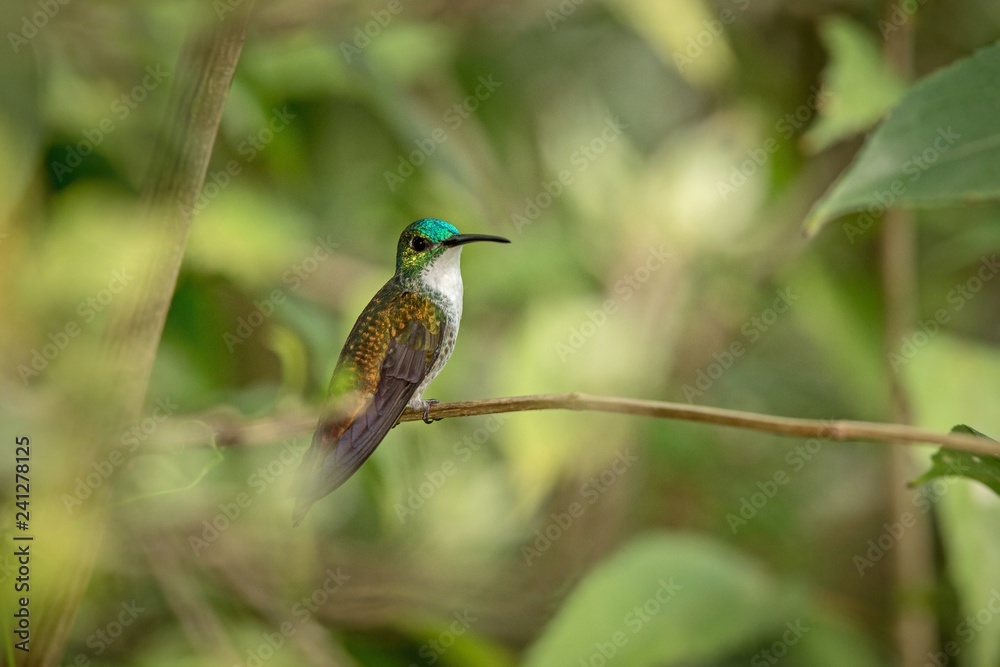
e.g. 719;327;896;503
292;218;510;525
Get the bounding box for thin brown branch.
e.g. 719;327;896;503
882;14;934;667
160;393;1000;458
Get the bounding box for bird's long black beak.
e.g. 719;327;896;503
443;233;511;247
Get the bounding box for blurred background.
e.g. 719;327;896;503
2;0;1000;665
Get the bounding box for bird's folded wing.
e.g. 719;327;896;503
327;318;440;480
293;315;442;521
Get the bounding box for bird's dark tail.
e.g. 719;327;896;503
291;496;315;527
290;426;325;526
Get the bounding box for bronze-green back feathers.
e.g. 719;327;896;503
292;285;444;525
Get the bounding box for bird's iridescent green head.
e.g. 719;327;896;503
395;218;510;279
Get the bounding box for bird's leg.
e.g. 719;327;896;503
421;398;440;424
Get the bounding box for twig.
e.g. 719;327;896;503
161;393;1000;458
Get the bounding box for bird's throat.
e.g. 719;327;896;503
420;247;464;310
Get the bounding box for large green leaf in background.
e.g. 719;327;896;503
805;39;1000;237
523;533;881;667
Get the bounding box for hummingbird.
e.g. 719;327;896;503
292;218;510;525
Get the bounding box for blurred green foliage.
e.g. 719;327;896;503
2;0;1000;665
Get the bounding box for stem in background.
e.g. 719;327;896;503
881;9;935;667
883;207;935;667
24;6;254;666
104;9;254;418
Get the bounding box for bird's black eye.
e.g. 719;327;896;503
410;236;429;252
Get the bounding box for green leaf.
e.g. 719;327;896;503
803;16;907;153
911;426;1000;497
784;610;883;667
902;338;1000;667
804;39;1000;236
937;473;1000;667
522;533;797;667
952;423;993;439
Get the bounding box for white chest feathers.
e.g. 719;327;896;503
420;247;464;319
